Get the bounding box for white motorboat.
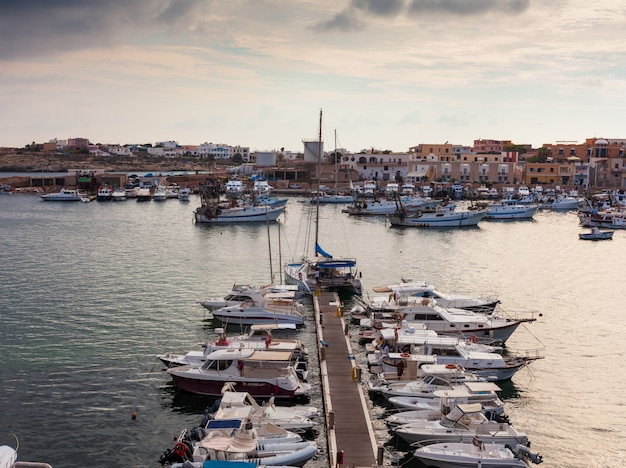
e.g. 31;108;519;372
111;187;127;201
302;191;353;204
483;199;539;220
153;186;167;201
253;180;272;196
166;348;310;399
210;300;305;327
579;227;614;240
136;187;152;201
96;185;112;201
159;417;314;466
370;279;500;313
365;299;535;344
541;194;580;210
41;188;86;201
388;208;487;228
195;203;286;223
178;187;192;201
344;196;439;216
205;384;319;431
199;284;301;310
393;402;530;446
380;332;543;381
413;440;543;467
225;177;247;197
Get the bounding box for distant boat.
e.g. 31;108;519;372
41;188;85;202
579;227;614;241
111;187;127;201
389;208;487;228
483;199;539;220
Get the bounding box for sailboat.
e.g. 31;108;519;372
284;110;363;296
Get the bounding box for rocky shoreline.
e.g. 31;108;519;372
0;150;213;173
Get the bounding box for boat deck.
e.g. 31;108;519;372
315;291;383;468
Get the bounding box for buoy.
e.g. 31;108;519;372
131;412;137;420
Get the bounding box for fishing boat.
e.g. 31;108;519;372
195;200;286;223
483;199;539;220
283;110;362;296
388;207;487;228
578;227;614;240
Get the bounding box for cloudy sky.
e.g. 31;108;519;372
2;0;625;152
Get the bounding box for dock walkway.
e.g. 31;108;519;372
315;291;382;468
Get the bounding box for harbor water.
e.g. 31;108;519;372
0;191;625;468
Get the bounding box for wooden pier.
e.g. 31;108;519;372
315;291;384;468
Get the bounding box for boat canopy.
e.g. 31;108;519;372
316;259;357;268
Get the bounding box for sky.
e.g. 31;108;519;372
2;0;626;153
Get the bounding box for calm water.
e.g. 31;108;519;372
0;192;625;468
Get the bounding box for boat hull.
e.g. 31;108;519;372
168;373;307;399
195;205;285;223
389;210;486;227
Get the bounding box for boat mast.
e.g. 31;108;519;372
314;109;322;255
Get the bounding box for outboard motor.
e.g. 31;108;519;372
513;444;543;464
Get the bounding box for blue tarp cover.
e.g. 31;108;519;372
206;419;242;429
203;462;255;468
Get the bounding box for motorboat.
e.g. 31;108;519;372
157;329;309;380
541;194;580;210
388;208;487;228
364;298;535;344
195;203;286;223
579;227;614;240
302;191;353;204
344;195;440;216
413;440;543;467
178;187;192;201
369;279;500;313
225;178;247;197
41;188;85;201
252;180;272;196
96;185;112;201
111;187;128;201
136;187;152;201
153;186;167;201
165;348;310;398
483;199;539;220
199;284;301;310
210;301;305;327
393;402;530;446
379;331;543;381
204;384;319;432
159;418;318;467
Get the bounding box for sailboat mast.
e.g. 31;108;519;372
314;109;322;255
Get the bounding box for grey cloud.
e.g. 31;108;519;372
407;0;530;16
351;0;407;16
315;0;528;32
312;9;366;32
0;0;208;59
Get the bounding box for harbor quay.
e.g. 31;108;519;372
314;291;387;468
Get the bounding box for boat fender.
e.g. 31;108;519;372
298;272;303;280
469;335;479;344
